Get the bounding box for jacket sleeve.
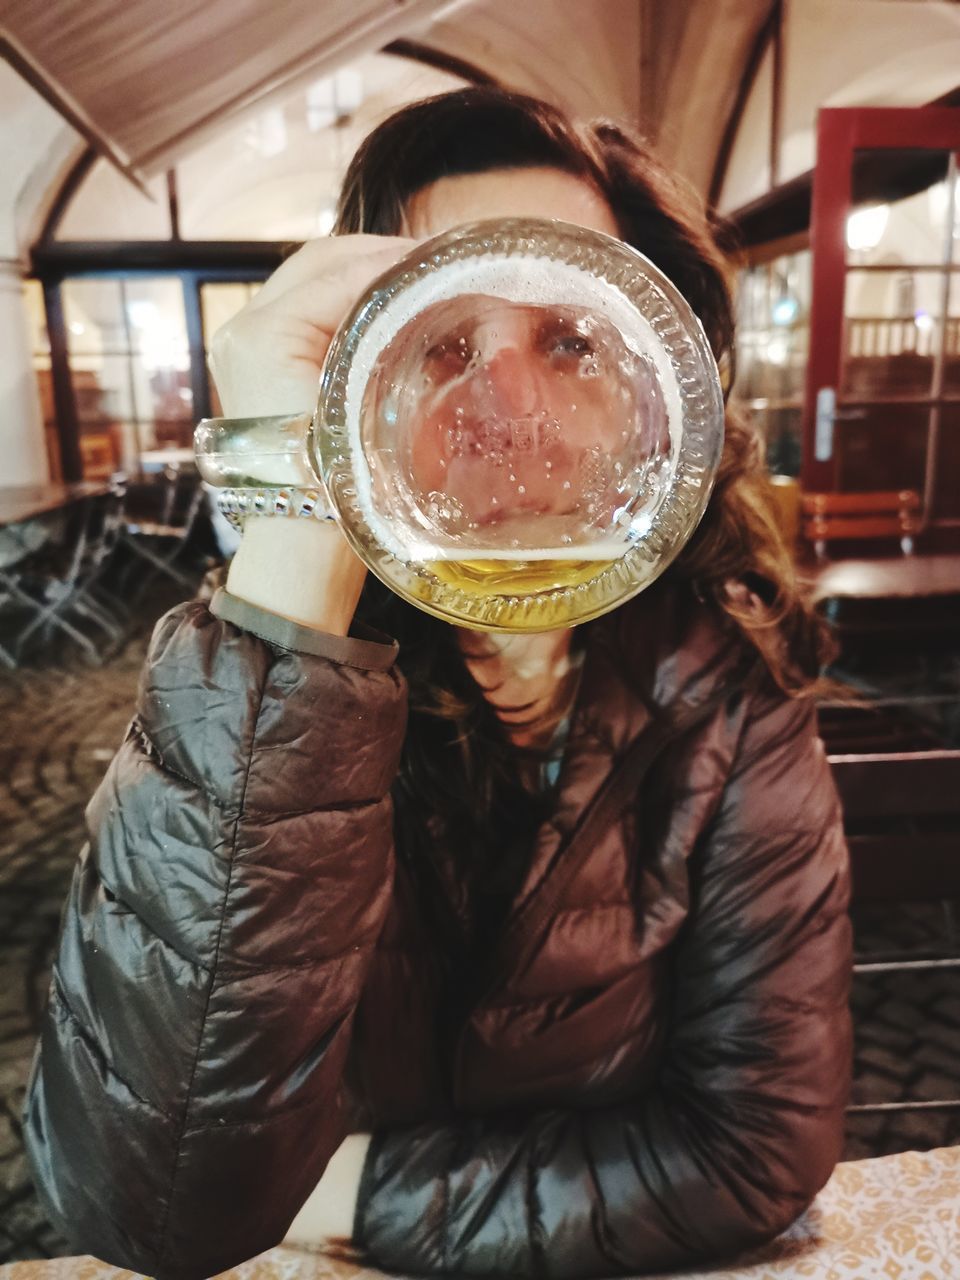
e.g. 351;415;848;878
23;595;407;1280
356;689;853;1278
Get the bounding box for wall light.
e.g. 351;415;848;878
772;296;799;326
846;204;889;253
927;178;960;228
765;336;789;366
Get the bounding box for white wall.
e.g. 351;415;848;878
0;61;83;482
718;43;773;213
0;262;48;484
0;61;82;260
719;0;960;214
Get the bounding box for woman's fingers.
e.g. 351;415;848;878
208;234;420;417
250;249;414;338
247;235;417;309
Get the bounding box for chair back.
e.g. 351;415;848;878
79;481;128;577
802;489;921;559
158;464;204;537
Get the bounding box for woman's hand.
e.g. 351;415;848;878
209;235;416;417
210;235;416;634
283;1132;372;1253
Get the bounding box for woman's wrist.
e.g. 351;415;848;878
284;1132;373;1248
225;517;366;636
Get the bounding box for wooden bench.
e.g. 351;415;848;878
828;749;960;903
802;489;921;560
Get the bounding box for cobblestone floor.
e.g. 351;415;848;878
0;593;958;1262
0;585;184;1262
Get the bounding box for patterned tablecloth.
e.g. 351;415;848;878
2;1146;958;1280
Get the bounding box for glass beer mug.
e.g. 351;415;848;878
195;218;725;632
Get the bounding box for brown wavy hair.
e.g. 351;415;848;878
334;87;833;887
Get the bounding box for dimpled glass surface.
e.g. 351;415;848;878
314;218;724;631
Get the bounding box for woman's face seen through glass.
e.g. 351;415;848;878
392;294;668;534
359;167;672;548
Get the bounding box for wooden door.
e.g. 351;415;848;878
804;107;960;545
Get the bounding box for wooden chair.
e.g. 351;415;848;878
802;489;921;561
116;464;206;599
79;432;118;480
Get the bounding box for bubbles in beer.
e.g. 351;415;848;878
358;288;675;587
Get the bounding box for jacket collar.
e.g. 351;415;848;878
508;578;748;920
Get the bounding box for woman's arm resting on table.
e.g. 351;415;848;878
356;691;853;1278
22;599;407;1280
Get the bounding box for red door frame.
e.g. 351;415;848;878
804;106;960;492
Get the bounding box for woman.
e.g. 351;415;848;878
24;87;852;1280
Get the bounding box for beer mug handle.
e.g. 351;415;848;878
194;413;321;490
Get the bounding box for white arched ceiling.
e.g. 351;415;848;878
779;0;960;185
0;0;476;175
645;0;774;195
4;0;775;244
780;36;960;184
417;0;642;123
708;0;960;215
9;0;960;257
717;41;773;215
173;54;470;242
419;0;775;195
2;0;772;197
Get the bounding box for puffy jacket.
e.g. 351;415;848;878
23;579;852;1280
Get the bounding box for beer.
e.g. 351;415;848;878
426;545;621;596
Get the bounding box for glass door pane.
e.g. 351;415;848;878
931;403;960;519
62;275;190;477
62;278;133;478
847;150;951;269
734;250;810;477
842;268;938;399
124;278;193;451
835;404;929;493
200;282;261;345
827;149;954;518
945;271;960;398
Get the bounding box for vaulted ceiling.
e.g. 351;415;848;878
0;0;773;197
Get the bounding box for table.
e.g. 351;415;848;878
811;553;960;604
0;483;110;528
138;448;196;474
0;482;115;667
2;1146;957;1280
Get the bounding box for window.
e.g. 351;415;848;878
733;248;812;476
37;51;474;480
62;277;191;475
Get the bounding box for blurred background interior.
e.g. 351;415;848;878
0;0;959;1264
